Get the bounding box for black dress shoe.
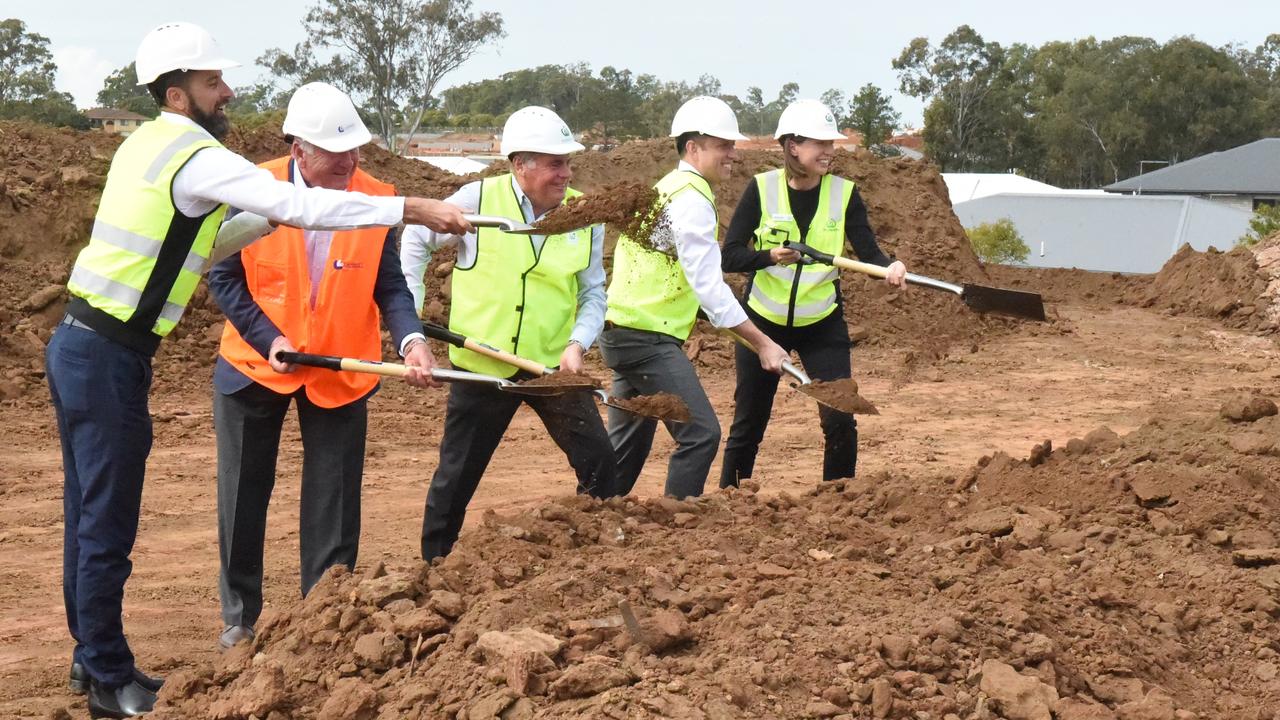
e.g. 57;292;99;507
88;679;156;718
70;662;164;695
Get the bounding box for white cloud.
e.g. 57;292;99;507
54;46;117;110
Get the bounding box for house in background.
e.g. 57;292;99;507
85;108;151;137
1104;138;1280;212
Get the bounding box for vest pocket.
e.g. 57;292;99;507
253;260;289;305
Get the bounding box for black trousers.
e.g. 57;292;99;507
421;372;617;561
214;382;368;627
720;305;857;487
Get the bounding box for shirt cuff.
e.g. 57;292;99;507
399;332;426;357
708;302;748;329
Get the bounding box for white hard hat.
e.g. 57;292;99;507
282;82;372;153
775;99;845;141
669;96;747;141
134;22;239;86
500;106;584;156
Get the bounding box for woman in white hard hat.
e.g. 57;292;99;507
719;99;906;488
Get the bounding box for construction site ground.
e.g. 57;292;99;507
1;121;1278;719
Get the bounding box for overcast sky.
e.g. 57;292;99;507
12;0;1280;128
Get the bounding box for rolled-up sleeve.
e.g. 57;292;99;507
669;191;748;329
399;182;478;312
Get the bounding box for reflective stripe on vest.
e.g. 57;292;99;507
66;118;227;338
448;174;592;378
746;170;853;327
216;157;396;408
605;168;713;340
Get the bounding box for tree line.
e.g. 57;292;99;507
895;25;1280;187
4;5;1279;187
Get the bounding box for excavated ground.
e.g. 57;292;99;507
1;123;1278;719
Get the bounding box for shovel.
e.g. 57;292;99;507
463;214;539;235
784;241;1046;322
274;351;568;396
420;323;689;422
724;331;879;415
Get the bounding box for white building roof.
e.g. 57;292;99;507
411;156;490;175
942;173;1064;203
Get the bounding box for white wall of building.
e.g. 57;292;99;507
953;193;1253;274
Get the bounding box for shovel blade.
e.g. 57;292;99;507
795;379;880;415
960;284;1046;322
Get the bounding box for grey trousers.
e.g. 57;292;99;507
599;326;720;499
214;382;367;627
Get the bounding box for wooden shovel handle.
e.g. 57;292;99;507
420;322;550;375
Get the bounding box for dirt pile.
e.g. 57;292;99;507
984;265;1148;307
151;395;1280;719
1126;242;1279;335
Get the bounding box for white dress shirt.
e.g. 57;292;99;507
400;175;608;350
165;112;405;229
665;161;748;329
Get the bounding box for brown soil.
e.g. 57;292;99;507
531;182;663;243
799;378;880;415
518;371;603;390
1126;243;1278;335
6;121;1280;719
608;392;691;424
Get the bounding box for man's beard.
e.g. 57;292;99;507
190;102;230;140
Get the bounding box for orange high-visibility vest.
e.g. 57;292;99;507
217;156;394;408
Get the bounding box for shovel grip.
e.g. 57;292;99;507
722;330;809;384
421;322;549;375
278;351;412;378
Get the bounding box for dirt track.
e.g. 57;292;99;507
2;123;1279;718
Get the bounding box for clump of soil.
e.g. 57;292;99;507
519;370;603;389
533;182;671;254
1126;243;1277;334
609;392;691;423
799;378;879;415
152;403;1280;719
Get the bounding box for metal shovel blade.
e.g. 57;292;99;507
463;213;539;235
960;283;1046;322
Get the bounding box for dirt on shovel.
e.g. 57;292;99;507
518;371;603;390
609;392;691;424
798;379;880;415
532;182;672;255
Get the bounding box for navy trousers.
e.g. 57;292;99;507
46;323;153;688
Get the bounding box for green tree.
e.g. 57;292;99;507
259;0;505;153
967;218;1030;264
0;19;85;128
819;88;848;124
95;62;154;115
1239;204;1280;247
0;18;59;104
847;83;900;151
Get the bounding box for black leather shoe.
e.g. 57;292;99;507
70;662;163;695
88;679;156;718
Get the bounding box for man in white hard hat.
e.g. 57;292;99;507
600;96;787;499
206;81;440;653
46;23;468;717
401;105;617;561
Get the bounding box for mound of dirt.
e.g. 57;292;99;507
984;264;1149;307
151;398;1280;719
1126;243;1278;335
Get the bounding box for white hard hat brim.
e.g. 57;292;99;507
135;57;241;86
501;139;586;156
669;128;748;141
305;126;374;153
774;128;845;141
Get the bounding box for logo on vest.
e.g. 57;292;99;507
825;218;838;230
332;259;365;270
566;230;579;245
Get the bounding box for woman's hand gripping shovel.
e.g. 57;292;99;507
722;331;879;415
420;322;691;423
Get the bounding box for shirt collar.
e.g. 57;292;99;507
678;160;697;174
